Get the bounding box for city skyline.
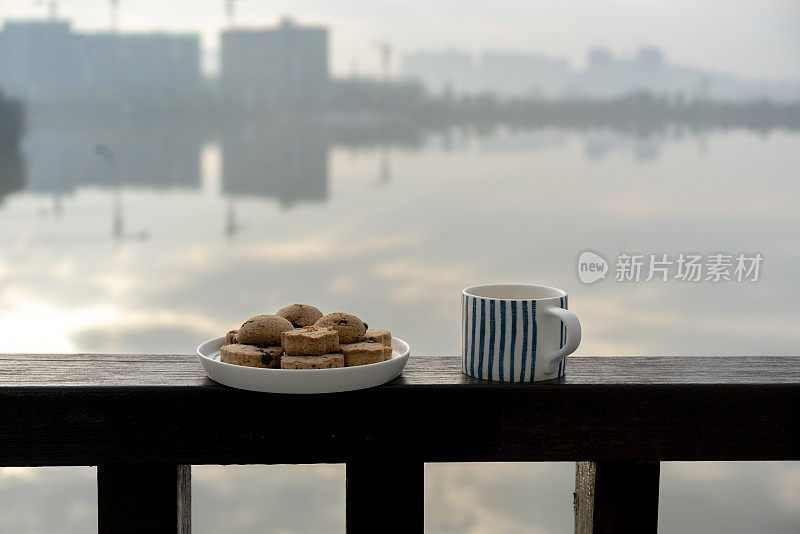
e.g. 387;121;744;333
401;45;800;100
2;17;798;104
0;0;798;84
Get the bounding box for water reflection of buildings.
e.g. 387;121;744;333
14;117;202;239
8;112;424;206
5;116;421;238
21;120;202;195
220;121;328;207
584;133;662;161
220;120;329;237
4;109;675;225
3;117;345;238
218;118;422;212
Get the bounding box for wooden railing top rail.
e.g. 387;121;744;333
3;354;799;387
1;355;798;466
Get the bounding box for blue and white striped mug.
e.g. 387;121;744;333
461;284;581;382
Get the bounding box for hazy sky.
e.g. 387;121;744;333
1;0;799;80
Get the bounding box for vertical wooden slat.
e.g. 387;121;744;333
346;459;423;533
574;461;596;533
98;464;191;534
574;461;660;534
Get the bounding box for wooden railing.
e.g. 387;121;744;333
1;354;798;533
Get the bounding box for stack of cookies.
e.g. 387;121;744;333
220;304;392;370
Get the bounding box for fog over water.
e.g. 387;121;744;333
1;121;799;532
3;122;800;357
1;1;799;531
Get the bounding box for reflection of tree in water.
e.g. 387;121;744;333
0;90;24;151
0;148;25;206
0;90;25;206
412;92;800;136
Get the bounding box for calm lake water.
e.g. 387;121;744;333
1;122;799;532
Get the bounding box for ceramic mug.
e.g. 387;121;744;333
461;284;581;382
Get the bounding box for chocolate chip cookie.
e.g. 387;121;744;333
314;312;366;344
281;353;345;369
281;326;339;355
224;330;239;345
339;341;392;367
276;304;324;328
220;343;283;368
237;314;294;346
364;328;391;347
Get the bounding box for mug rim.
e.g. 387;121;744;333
462;283;567;301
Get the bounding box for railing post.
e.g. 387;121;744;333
98;464;191;533
574;461;660;534
346;458;423;533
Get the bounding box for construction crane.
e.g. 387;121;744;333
109;0;120;33
372;40;392;80
33;0;58;20
225;0;241;26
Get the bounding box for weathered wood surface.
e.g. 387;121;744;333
0;355;798;465
97;464;190;533
574;462;596;534
2;354;798;386
574;461;660;534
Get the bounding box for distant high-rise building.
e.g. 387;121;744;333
220;18;328;108
75;32;200;96
401;50;569;97
636;46;664;72
587;47;615;70
400;50;475;95
0;21;74;100
480;52;569;97
0;20;200;102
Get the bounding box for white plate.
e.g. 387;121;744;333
196;336;411;394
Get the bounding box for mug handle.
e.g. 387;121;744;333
542;306;581;374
